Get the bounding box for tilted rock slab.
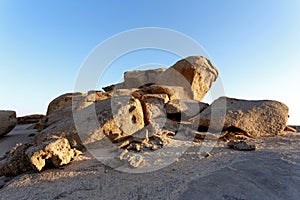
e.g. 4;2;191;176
120;56;218;102
123;68;167;88
0;110;17;137
199;97;289;137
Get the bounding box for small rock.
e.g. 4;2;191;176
200;152;211;158
284;126;297;133
128;154;144;168
227;140;256;151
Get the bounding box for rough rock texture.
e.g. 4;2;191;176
123;68;167;88
199;97;289;137
46;93;83;115
17;114;45;125
141;94;169;125
165;56;218;101
227;140;256;151
133;84;191;100
77;96;145;144
26;138;80;171
0;138;80;176
165;99;208;120
0;144;32;177
0;111;17;137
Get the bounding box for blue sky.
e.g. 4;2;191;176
0;0;299;124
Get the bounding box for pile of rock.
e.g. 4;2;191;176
0;56;292;176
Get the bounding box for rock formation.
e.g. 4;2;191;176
0;111;17;137
0;56;293;177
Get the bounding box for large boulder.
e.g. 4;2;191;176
0;111;17;137
26;138;80;171
123;68;167;88
35;96;145;149
119;56;218;102
199;97;289;137
75;96;145;144
46;93;83;115
164;56;218;101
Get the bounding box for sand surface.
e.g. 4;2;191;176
0;126;300;200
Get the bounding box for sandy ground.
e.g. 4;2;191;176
0;126;300;200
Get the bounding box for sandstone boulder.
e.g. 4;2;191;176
0;138;80;176
199;97;289;137
123;68;167;88
133;84;191;100
37;96;145;148
164;56;218;101
46;93;83;115
26;138;80;171
0;111;17;137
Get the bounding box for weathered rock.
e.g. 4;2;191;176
163;56;218;101
227;140;256;151
17;114;45;125
139;94;169;138
165;99;209;120
35;105;74;131
199;97;289;137
68;96;145;145
26;138;80;171
46;93;84;115
86;90;112;102
133;84;191;100
123;68;167;88
0;143;32;176
0;111;17;137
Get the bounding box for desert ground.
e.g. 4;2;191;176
1;125;299;200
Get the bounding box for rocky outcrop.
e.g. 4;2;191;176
0;56;294;178
0;111;17;137
199;97;289;137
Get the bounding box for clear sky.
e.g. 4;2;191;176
0;0;299;124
